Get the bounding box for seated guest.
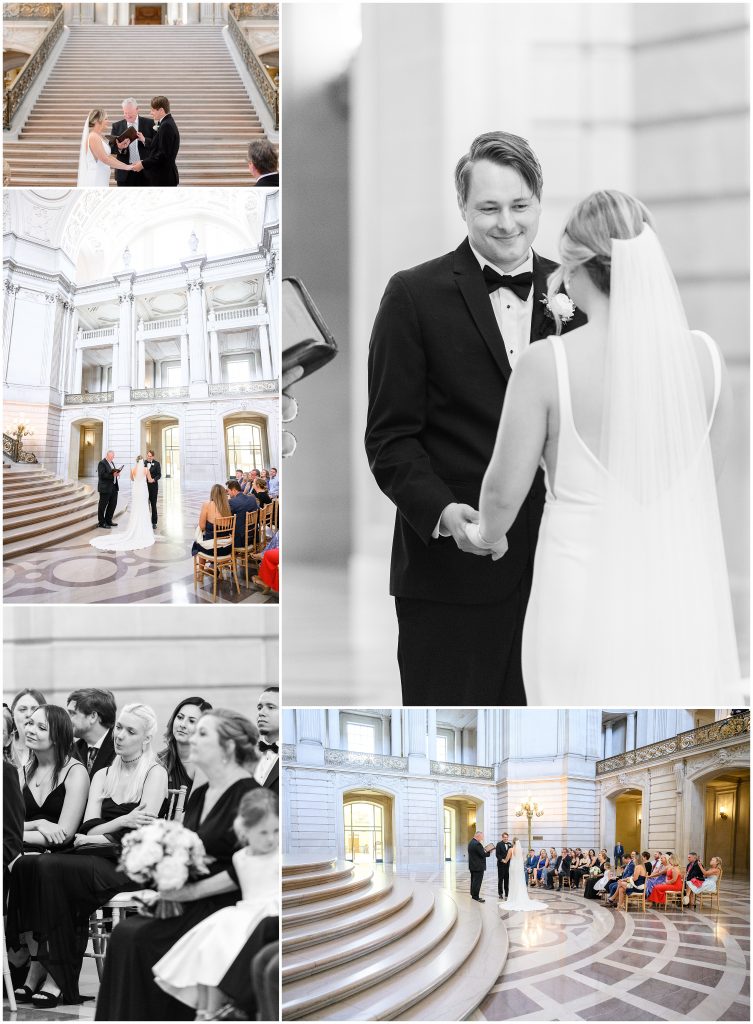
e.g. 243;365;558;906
252;532;280;595
152;789;279;1016
532;849;549;887
646;855;683;906
192;484;233;559
4;758;24;900
267;466;279;498
610;851;649;909
607;852;635;899
3;704;15;762
157;696;213;800
21;706;89;851
241;471;253;495
8;689;47;771
571;849;596;889
248;139;279;187
547;848;571;890
67;688;117;777
645;854;669;898
583;853;610;899
6;704;167;1008
254;687;279;793
226;479;260;548
234;469;244;488
251;476;272;507
686;855;722;908
525;849;538;885
95;709;262;1021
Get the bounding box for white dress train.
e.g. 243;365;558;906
90;465;155;552
500;842;548;912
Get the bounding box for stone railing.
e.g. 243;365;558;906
3;3;62;19
141;316;184;334
324;750;409;771
430;760;494;780
596;712;750;776
130;387;189;402
64;392;113;405
4;6;64;129
208;380;277;396
3;431;38;463
227;6;279;129
230;4;278;19
80;327;116;341
212;304;264;324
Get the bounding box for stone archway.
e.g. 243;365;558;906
67;416;104;481
341;788;396;865
684;746;750;875
600;773;650;858
442;794;485;864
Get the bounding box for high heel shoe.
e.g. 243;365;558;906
14;957;41;1003
31;990;60;1009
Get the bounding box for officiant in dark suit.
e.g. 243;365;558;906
133;95;179;187
97;450;120;529
365;131;586;707
468;831;494;902
495;831;513;899
144;448;161;527
109;98;155;187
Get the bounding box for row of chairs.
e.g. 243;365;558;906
598;870;723;913
193;500;279;601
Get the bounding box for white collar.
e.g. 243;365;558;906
469;241;533;279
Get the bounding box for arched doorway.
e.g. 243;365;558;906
342;790;395;865
67;418;104;481
689;767;750;877
602;781;648;856
442;796;484;864
140;415;180;480
224;414;269;476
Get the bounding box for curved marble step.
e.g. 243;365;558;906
283;876;414;952
282;887;457;1020
283;883;435;982
4;490;95;525
283;857;337;877
282;864;373;909
4;504;125;560
283;860;355;891
284;873;394;928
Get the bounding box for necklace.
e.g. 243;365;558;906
32;767;53;789
121;754;143;768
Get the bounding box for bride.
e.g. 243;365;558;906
77;108;137;188
467;189;741;704
501;839;548;912
91;456;155;552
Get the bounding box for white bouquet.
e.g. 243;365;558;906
119;818;209;918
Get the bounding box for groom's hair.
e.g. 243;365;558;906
455;131;543;204
67;688;117;728
151;95;170;113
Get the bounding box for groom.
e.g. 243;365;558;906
144;449;161;527
109;97;155;187
365;131;586;706
496;832;513;899
96;451;120;529
132;96;179;186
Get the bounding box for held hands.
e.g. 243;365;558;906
464;522;509;561
439;504;491;557
131;161;143;173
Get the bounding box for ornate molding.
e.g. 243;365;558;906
131;387;190;402
324;750;409;772
684;742;750;783
208;380;277;396
430;761;493;780
64;392;113;406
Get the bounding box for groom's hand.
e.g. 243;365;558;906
132;161;143;172
439;503;491;556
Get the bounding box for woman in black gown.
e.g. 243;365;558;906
6;703;167;1008
95;708;261;1021
157;696;212;802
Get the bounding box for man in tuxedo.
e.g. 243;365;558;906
97;450;121;529
227;479;260;548
365;131;586;706
248;139;279;187
144;448;161;527
607;851;635;899
67;688;117;777
133;95;179;187
547;848;572;890
614;841;625;868
254;687;279;793
109;97;155;187
468;830;494;902
495;831;512;899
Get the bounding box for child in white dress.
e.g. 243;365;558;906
152;788;279;1018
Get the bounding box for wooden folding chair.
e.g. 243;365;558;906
235;508;260;588
193;515;239;601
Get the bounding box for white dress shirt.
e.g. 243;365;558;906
254;746;278;786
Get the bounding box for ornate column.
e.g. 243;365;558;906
73;335;84;395
3;281;20;381
136;320;146;390
182;257;208;397
207;310;221;384
427;708;437;761
604;722;614;759
405;709;429;774
114;273;134;403
626;713;636;752
326;709;340;750
296;709;325;765
179;315;190;387
477;709;486;767
390;709;402;757
263;251;280;379
257;311;273;379
58;301;74;395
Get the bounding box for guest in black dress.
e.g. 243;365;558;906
158;696;213;807
6;703;167;1009
583;854;611;899
191;485;233;558
95;708;261;1021
3;759;24;899
7;688;47;772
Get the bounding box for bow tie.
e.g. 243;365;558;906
258;741;278;754
483;265;533;301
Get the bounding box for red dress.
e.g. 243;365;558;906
258;549;279;592
647;867;682;904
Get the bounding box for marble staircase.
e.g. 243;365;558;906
281;857;508;1021
3;25;266;187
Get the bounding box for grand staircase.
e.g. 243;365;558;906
3;25;267;187
281;857;508;1021
3;463;120;560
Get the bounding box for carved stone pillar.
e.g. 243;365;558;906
258;322;273;380
427;708;437;761
263;253;280;378
477;709;486;767
179;315;190;387
114;274;134;403
73;343;83;396
185;279;208;397
405;709;429;774
136;320;146;389
3;281;20;381
296;709;325;766
207;311;221;384
390;709;402;758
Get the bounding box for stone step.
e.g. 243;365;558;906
282;888;458;1020
3;504;125;560
4;492;97;530
4;495;101;546
4;483;84;507
283;858;337;878
283;861;355;892
283;865;374;909
283;873;394;928
283;884;435;982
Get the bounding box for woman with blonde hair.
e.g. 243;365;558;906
469;189;741;704
646;854;683;906
686;856;722;908
192;483;234;559
77;107;138;187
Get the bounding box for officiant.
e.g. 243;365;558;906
110;98;154;187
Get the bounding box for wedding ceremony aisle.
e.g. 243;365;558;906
3;478;275;605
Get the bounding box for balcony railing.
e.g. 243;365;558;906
230;4;278;19
141;316;184;334
130;387;189;401
3;3;62;20
430;760;494;780
64;392;114;405
209;380;277;396
283;745;495;779
80;327;116;342
3;432;38;463
596;711;750;776
4;6;64;129
211;305;266;324
227;6;279;129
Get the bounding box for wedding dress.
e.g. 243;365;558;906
521;227;741;704
90;463;155;552
501;841;547;912
77;120;111;187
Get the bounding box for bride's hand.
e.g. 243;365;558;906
464;523;508;560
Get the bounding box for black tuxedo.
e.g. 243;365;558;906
365;239;587;705
109;115;155;186
73;729;116;777
141;112;180;187
468;837;491;900
495;840;512;898
254;171;279;187
263;757;279;795
97;458;120;526
144;458;161;526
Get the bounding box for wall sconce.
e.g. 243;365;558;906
637;813;642;825
719;809;728;821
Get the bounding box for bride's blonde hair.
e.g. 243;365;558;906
87;108;107;128
135;455;143;462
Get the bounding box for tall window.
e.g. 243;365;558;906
346;722;375;754
163;425;180;480
436;735;448;762
226;422;266;474
444;807;453;862
344;801;384;863
164;363;182;388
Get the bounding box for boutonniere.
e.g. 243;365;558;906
540;291;576;324
153;121;160;129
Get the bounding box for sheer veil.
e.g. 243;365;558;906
579;225;740;696
77;117;90;186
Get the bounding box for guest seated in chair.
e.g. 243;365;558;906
646;854;683;906
525;849;538;885
251;476;272;507
583;853;610;899
225;479;259;549
609;851;649;909
252;533;280;596
157;696;213;801
645;854;669;898
192;485;234;560
686;854;721;908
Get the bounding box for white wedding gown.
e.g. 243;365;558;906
90;465;155;552
501;842;548;912
77;130;111;187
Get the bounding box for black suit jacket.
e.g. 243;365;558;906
495;840;512;866
141;113;180;186
109;115;155;185
73;729;116;777
366;239;586;604
468;837;491;872
263;757;279;795
97;459;120;495
144;459;161;483
255;172;279;187
3;761;24;871
686;860;704;883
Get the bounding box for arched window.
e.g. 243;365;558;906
225;421;267;474
344;801;384;864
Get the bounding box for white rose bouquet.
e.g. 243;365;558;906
119;819;209;918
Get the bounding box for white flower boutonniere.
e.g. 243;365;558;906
153;121;160;130
541;291;576;324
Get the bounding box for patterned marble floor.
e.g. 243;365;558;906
437;866;750;1022
3;481;277;605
